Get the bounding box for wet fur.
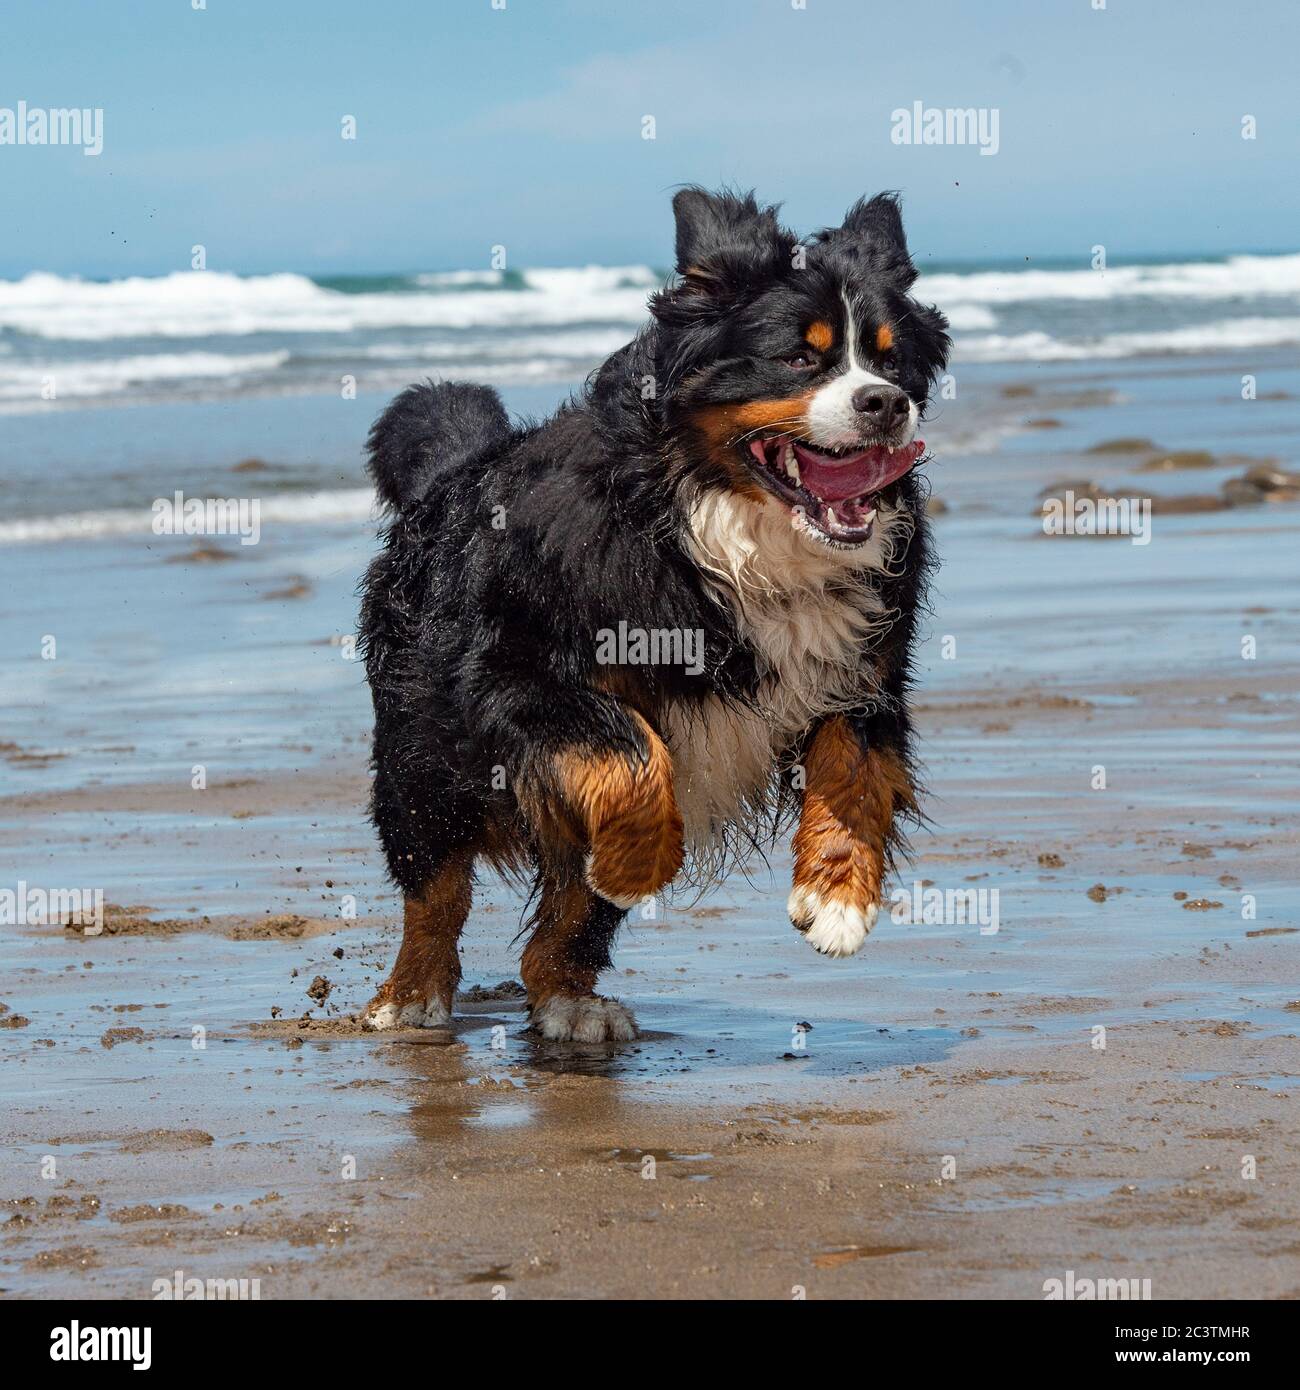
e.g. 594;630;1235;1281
358;187;950;1029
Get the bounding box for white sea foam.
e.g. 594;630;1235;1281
942;304;998;330
411;269;508;289
0;488;378;545
958;315;1300;363
1;256;1296;407
334;328;632;362
0;266;664;340
919;252;1300;308
413;266;659;293
0;350;290;401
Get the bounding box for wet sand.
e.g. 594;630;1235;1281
3;353;1299;1298
4;659;1298;1299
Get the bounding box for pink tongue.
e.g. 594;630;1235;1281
791;440;923;502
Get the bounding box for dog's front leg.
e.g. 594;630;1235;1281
788;715;917;957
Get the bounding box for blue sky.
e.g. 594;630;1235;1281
2;0;1296;277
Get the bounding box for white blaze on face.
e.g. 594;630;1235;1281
802;290;919;450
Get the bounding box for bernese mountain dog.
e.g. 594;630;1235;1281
358;187;950;1041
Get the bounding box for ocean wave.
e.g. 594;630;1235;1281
920;253;1300;308
0;350;290;401
0;266;664;341
0;488;379;545
411;265;660;293
1;255;1296;404
958;315;1300;363
5;255;1296;349
410;269;511;290
338;328;632;362
943;304;998;330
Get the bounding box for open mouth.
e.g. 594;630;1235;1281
746;436;925;544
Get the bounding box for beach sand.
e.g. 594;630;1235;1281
2;352;1299;1299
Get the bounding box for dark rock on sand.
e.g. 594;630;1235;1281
1150;493;1228;515
263;578;314;601
1243;462;1300;492
1138;449;1217;471
457;980;527;1003
1086;437;1158;454
165;542;237;564
1040;456;1300;522
1221;463;1300;508
1222;478;1267;507
1037;479;1108;502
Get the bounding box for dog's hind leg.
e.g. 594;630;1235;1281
363;847;474;1030
521;863;636;1042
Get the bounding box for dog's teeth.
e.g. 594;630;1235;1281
827;507;837;527
862;507;877;525
788;453;800;486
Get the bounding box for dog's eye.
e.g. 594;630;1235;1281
879;350;898;372
780;352;817;370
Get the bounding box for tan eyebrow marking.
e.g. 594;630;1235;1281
875;323;894;353
805;319;834;352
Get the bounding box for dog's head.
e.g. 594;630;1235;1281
651;187;950;549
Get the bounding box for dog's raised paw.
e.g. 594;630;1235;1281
531;994;638;1043
788;886;878;958
362;996;452;1031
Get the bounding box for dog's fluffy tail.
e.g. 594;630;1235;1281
366;381;511;513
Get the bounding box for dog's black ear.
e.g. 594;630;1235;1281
912;301;953;391
841;192;907;251
835;192;918;288
659;187;792;307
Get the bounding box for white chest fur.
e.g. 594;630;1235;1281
671;490;910;857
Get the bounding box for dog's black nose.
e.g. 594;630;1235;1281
851;384;910;427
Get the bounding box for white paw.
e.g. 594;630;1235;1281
363;996;452;1031
788;886;878;958
582;852;642;911
531;995;638;1043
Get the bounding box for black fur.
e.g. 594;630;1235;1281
359;186;950;941
365;380;510;512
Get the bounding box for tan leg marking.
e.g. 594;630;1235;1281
520;877;602;1004
547;710;684;909
521;875;638;1042
789;717;916;957
363;849;473;1029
